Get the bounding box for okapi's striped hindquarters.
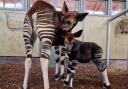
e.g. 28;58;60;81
23;11;55;89
23;12;55;89
22;1;56;89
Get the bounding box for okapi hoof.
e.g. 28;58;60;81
64;81;69;86
60;74;65;81
55;73;60;80
21;86;30;89
103;84;111;89
105;86;111;89
67;86;73;89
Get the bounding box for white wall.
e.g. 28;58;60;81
0;10;128;59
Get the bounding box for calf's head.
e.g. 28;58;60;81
65;30;83;51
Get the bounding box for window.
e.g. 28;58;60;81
31;0;53;6
112;0;125;15
0;0;23;10
65;0;78;11
85;0;107;15
53;0;78;11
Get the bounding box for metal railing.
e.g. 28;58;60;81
106;8;128;67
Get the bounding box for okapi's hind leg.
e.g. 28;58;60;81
92;48;111;89
22;15;37;89
39;38;54;89
101;69;111;89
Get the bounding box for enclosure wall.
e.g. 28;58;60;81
0;10;40;57
0;10;128;59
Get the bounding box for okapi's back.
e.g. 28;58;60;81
83;42;103;52
28;0;55;17
69;40;103;63
81;42;103;58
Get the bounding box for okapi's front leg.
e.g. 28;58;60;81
64;60;77;89
60;46;67;80
92;48;111;89
55;46;61;80
55;46;67;80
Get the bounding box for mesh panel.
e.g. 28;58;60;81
6;11;26;30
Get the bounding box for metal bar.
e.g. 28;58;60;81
23;0;30;10
81;0;85;41
127;47;128;72
78;0;85;41
106;22;111;66
78;0;81;13
109;8;128;22
81;0;85;12
107;0;112;16
78;0;85;12
27;0;31;9
126;0;128;8
106;8;128;67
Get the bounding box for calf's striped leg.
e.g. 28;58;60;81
92;48;111;89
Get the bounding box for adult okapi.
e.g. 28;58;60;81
63;30;111;89
22;0;88;89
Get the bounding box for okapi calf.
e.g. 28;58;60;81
64;30;111;89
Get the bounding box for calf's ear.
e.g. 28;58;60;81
76;13;88;21
74;30;83;38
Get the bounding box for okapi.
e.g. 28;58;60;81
63;30;111;89
22;0;88;89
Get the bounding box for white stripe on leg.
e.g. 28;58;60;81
65;74;70;81
55;48;60;75
23;58;32;89
40;58;49;89
60;65;64;75
55;63;60;74
60;56;65;75
101;69;110;86
70;78;73;87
